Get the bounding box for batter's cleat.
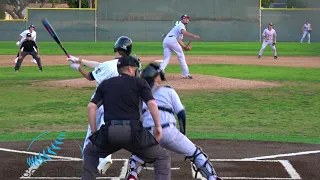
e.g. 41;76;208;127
97;157;113;174
182;75;193;79
274;56;278;59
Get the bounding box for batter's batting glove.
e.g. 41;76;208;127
69;63;80;71
66;55;80;64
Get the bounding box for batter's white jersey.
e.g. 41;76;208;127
262;28;277;43
90;59;119;99
165;23;186;41
303;23;312;32
20;30;36;43
142;86;184;127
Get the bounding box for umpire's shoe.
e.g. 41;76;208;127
274;56;278;59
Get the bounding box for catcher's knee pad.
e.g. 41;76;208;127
185;145;219;179
125;155;145;180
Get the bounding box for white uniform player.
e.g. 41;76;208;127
300;20;312;44
258;23;278;59
66;36;135;174
160;15;200;79
125;63;222;180
15;24;37;64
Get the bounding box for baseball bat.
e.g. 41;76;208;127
41;19;70;58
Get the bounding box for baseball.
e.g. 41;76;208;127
154;59;163;63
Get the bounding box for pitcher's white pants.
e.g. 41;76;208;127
259;41;277;56
300;31;311;44
160;36;190;76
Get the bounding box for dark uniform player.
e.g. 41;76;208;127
82;55;171;179
14;33;42;72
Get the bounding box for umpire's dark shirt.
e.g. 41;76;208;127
91;73;154;121
20;40;38;52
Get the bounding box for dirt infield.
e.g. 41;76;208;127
0;139;319;180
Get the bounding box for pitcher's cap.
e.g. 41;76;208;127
180;15;190;19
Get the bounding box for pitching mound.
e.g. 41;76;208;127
35;74;280;90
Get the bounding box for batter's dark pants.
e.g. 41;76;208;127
14;51;42;71
82;120;171;180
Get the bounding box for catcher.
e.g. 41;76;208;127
125;63;222;180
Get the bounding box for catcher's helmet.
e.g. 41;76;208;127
114;36;132;56
141;63;166;86
28;24;35;29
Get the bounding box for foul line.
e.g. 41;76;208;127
279;160;301;179
242;149;320;160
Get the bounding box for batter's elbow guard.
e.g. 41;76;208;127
177;110;186;135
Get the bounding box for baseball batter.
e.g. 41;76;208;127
15;24;37;64
300;20;312;44
66;36;135;174
125;63;222;180
258;23;277;59
160;15;200;79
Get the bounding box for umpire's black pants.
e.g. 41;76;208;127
82;120;171;180
14;51;42;71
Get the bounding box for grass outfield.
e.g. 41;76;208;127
0;42;320;56
0;65;319;144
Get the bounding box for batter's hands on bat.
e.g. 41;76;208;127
153;126;163;143
67;55;80;64
69;63;80;71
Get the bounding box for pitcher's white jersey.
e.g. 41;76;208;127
90;59;119;99
166;23;186;41
303;23;312;31
142;86;184;127
20;30;36;42
262;28;277;42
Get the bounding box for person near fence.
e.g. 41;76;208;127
300;20;312;44
14;24;37;64
14;33;42;72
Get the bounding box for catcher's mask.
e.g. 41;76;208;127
141;63;166;86
117;55;142;77
114;36;133;56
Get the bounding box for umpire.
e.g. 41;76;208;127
14;33;42;72
82;55;171;180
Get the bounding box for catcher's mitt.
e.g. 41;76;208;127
183;42;192;51
308;30;312;33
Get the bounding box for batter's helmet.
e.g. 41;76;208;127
114;36;132;56
141;63;166;86
28;24;35;29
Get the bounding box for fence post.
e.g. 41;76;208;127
259;9;261;42
79;0;81;8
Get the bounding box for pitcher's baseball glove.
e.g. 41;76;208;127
308;30;312;33
184;42;192;51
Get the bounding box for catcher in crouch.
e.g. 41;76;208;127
125;63;222;180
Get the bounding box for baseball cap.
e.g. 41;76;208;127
26;33;32;37
180;15;190;19
269;23;273;26
117;56;140;69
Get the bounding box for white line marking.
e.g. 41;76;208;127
279;160;301;179
119;159;128;179
144;167;180;170
19;177;299;180
210;159;281;162
20;159;43;177
242;150;320;160
219;178;298;179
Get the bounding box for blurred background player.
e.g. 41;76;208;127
14;33;42;72
300;20;312;44
258;23;277;59
160;15;200;79
15;24;37;64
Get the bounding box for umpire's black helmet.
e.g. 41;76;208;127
114;36;132;56
141;63;166;86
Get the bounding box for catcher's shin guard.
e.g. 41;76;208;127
185;145;221;180
125;155;146;180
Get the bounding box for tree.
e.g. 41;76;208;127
0;0;30;19
261;0;276;7
67;0;88;8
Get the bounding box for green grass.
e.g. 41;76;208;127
1;42;319;56
0;65;319;144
